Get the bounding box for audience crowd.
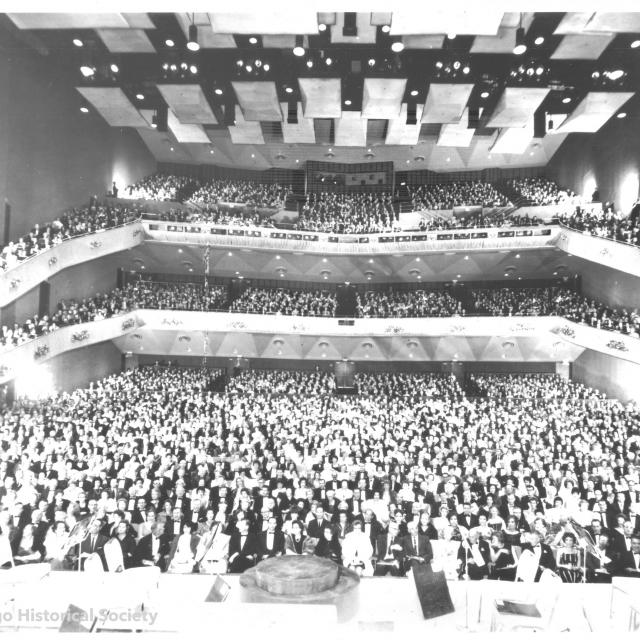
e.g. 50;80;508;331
407;182;510;211
357;289;464;318
416;211;539;232
296;192;399;234
0;203;141;272
124;174;199;202
2;280;638;349
188;180;291;209
560;208;640;247
229;287;337;317
504;178;582;206
0;367;638;583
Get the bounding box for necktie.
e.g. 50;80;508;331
414;536;418;553
91;535;96;552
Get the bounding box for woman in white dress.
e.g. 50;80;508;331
341;520;373;576
167;523;199;574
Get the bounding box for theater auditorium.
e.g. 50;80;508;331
0;7;639;635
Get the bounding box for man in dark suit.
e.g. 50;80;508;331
610;519;635;562
617;534;640;577
458;530;491;580
520;531;557;581
458;503;478;531
135;522;171;571
259;517;285;560
374;521;405;576
402;522;433;574
362;509;383;547
228;519;259;573
306;506;332;539
79;518;109;569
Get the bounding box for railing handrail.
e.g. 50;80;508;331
558;220;640;250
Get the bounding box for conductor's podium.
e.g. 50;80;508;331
239;555;360;622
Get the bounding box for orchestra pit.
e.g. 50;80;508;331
2;6;640;636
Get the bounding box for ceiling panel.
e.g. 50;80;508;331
389;9;504;35
232;81;283;122
402;35;444;49
97;29;156;54
385;104;424;145
280;103;316;143
76;87;148;127
551;34;614;60
555;12;640;34
299;78;342;118
555;92;634;133
167;110;211;143
490;117;535;154
471;27;517;54
208;12;319;35
422;84;474;124
262;35;296;48
7;13;131;29
121;14;156;30
437;109;475;147
362;78;407;120
334;111;367;147
487;87;550;128
156;84;218;125
228;106;265;144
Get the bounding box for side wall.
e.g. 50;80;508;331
572;349;640;404
0;28;156;243
548;113;640;213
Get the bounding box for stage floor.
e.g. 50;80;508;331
0;567;637;635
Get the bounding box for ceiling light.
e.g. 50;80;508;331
293;36;305;57
391;40;404;53
344;99;352;105
617;112;627;119
562;96;571;104
368;58;376;67
170;64;177;71
110;63;119;73
462;66;470;74
534;36;545;45
236;59;243;67
73;38;83;47
251;153;255;158
180;62;188;70
609;69;624;80
435;61;443;69
453;60;461;70
325;57;332;66
151;114;158;128
513;27;527;55
447;33;456;40
382;25;391;33
80;65;95;78
631;40;640;48
162;63;169;70
263;64;270;71
535;66;544;76
318;23;327;32
136;93;144;100
80;106;89;113
410;90;418;97
214;88;223;95
285;87;293;94
189;64;197;74
254;59;262;68
245;65;252;72
165;39;175;47
249;37;258;44
187;24;200;52
170;146;174;151
306;60;313;68
480;91;489;99
210;149;214;154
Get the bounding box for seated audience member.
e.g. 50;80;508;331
489;532;516;581
314;526;342;564
458;529;491;580
402;522;433;574
555;532;583;583
342;520;374;576
259;517;285;561
520;531;557;582
374;520;405;577
285;520;316;556
617;534;640;577
136;522;171;572
228;518;258;573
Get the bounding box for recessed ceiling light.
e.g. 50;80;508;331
295;159;299;163
617;112;627;119
293;45;305;57
245;65;252;72
285;87;293;94
318;23;327;32
480;91;489;99
251;153;255;158
306;60;313;68
609;69;625;80
170;146;174;151
228;252;233;256
631;40;640;48
391;41;404;53
534;36;545;45
135;93;144;101
110;64;119;73
73;38;83;47
80;106;89;113
562;96;571;104
381;25;391;33
165;39;175;47
410;90;418;97
215;88;223;95
264;64;270;71
209;149;214;154
325;57;332;66
190;65;197;74
447;33;456;40
80;65;95;78
249;37;257;44
406;159;410;164
368;58;376;67
344;99;352;106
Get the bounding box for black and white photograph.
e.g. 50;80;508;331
0;1;639;634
